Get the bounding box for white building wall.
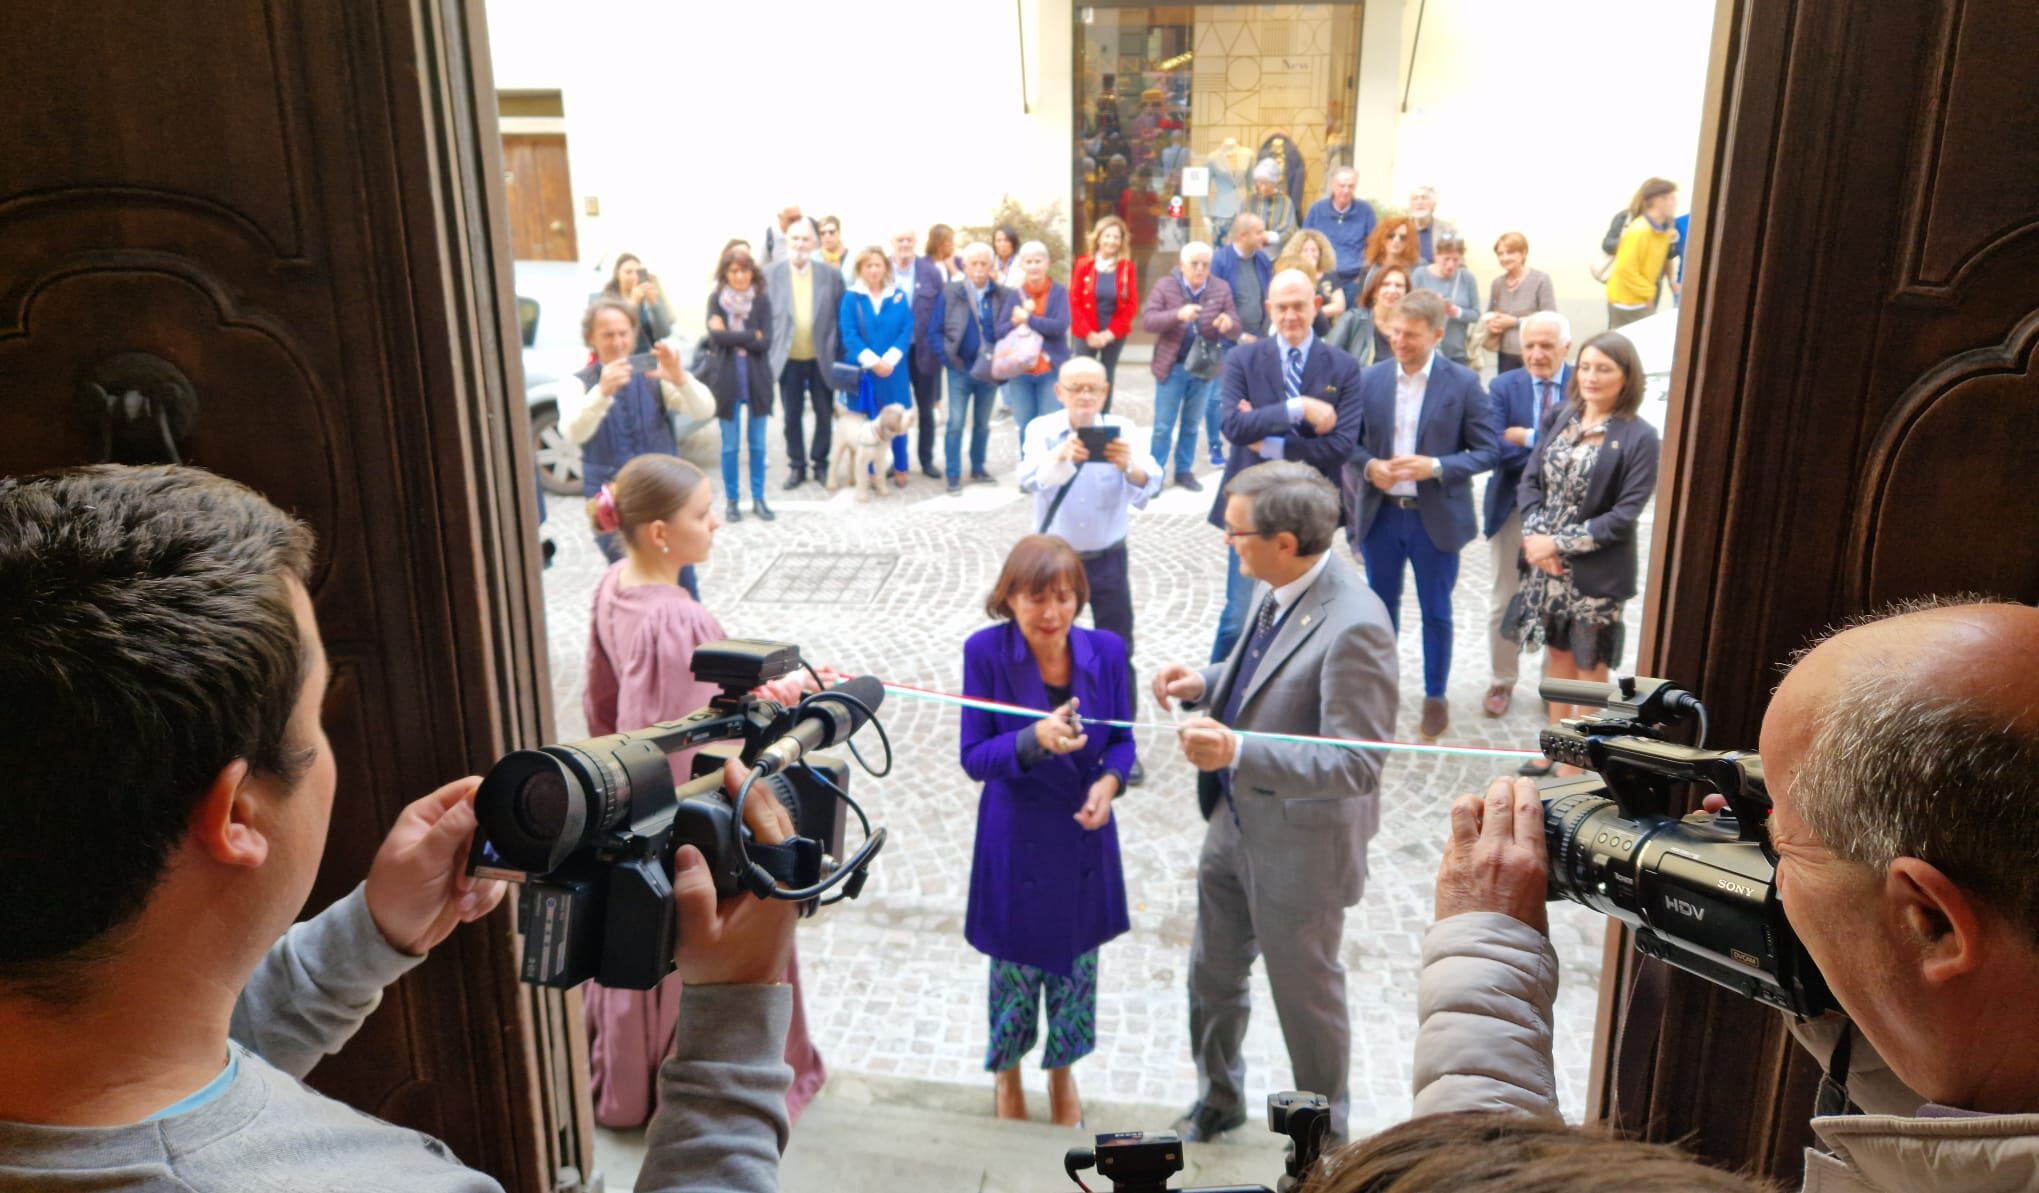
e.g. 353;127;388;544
1382;0;1720;338
487;0;1073;353
488;0;1715;353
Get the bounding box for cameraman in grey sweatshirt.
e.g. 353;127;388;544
0;464;796;1192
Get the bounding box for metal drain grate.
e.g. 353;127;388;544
742;551;901;604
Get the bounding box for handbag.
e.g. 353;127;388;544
828;361;865;393
989;325;1044;381
1184;331;1224;380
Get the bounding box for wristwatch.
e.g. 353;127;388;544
1431;457;1444;479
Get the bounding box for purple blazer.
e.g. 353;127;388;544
960;621;1133;976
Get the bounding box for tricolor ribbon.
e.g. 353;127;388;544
878;681;1543;762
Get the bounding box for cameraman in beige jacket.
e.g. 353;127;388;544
1415;600;2039;1192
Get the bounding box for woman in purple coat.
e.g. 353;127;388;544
960;535;1133;1128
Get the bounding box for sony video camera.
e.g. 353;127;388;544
1062;1092;1333;1193
467;639;887;990
1537;675;1833;1017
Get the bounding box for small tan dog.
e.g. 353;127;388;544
826;404;915;500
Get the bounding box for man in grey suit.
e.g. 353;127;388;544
1152;461;1400;1145
763;218;845;488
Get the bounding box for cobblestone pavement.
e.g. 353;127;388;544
540;368;1648;1135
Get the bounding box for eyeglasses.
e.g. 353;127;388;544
1062;383;1108;395
1222;527;1275;543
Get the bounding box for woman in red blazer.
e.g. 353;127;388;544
1070;215;1138;409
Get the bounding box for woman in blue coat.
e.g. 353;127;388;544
838;245;917;486
960;534;1133;1128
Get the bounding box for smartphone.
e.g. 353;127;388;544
626;352;659;375
1076;424;1120;456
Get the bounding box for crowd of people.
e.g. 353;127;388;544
6;459;2037;1193
545;171;1686;1129
36;168;2033;1193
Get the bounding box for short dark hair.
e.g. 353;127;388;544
1568;331;1646;418
985;535;1089;620
1304;1111;1776;1193
1393;289;1449;334
1224;461;1340;556
0;466;315;998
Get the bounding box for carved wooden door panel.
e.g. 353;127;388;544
0;2;577;1188
1604;0;2039;1180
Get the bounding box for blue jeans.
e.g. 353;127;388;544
1205;375;1225;457
1209;545;1257;663
946;368;998;480
1360;504;1462;697
719;406;768;502
1003;371;1061;433
1150;359;1210;477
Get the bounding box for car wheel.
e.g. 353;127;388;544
531;403;583;496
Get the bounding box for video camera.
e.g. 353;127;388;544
1537;675;1833;1017
467;639;888;990
1062;1092;1333;1193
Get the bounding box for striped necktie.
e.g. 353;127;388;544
1285;346;1304;398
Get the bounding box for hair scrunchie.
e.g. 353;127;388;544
594;484;621;534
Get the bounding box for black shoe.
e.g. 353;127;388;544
922;464;942;479
783;471;806;490
725;504;742;523
1518;757;1555;777
1173;1102;1246;1143
1174;471;1204;492
947;479;963;495
753;499;776;522
1127;760;1146;787
970;471;996;486
814;466;828;487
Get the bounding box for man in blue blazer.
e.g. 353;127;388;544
1207;269;1365;662
1479;311;1572;721
1342;289;1500;739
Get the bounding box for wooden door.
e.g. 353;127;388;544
503;134;579;261
1599;0;2039;1180
0;2;580;1189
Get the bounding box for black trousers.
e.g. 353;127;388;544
1079;540;1138;703
910;360;942;470
779;358;832;477
1071;338;1126;412
1496;351;1524;375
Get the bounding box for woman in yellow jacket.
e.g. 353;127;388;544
1604;178;1679;329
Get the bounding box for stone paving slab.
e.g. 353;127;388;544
541;368;1646;1140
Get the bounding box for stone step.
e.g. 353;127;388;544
595;1072;1294;1192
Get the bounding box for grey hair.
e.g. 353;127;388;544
1520;310;1572;344
788;217;817;239
1231;212;1265;237
1223;461;1339;556
1017;240;1050;262
1180;241;1214;264
1329;165;1358;186
1252;158;1283;185
959;241;995;264
1789;596;2039;942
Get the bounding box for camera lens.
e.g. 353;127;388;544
516;770;572;843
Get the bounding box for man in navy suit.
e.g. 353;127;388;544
1480;311;1572;723
1207;269;1366;662
1343;289;1500;740
894;229;950;479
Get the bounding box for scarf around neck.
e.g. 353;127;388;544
718;285;754;328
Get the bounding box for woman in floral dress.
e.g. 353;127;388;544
1506;331;1662;774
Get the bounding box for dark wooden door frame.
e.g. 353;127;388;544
1587;0;2039;1180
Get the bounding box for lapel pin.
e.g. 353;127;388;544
1301;615;1312;627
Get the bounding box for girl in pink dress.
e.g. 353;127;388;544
580;453;828;1129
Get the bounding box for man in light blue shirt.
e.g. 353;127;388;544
1019;356;1163;783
